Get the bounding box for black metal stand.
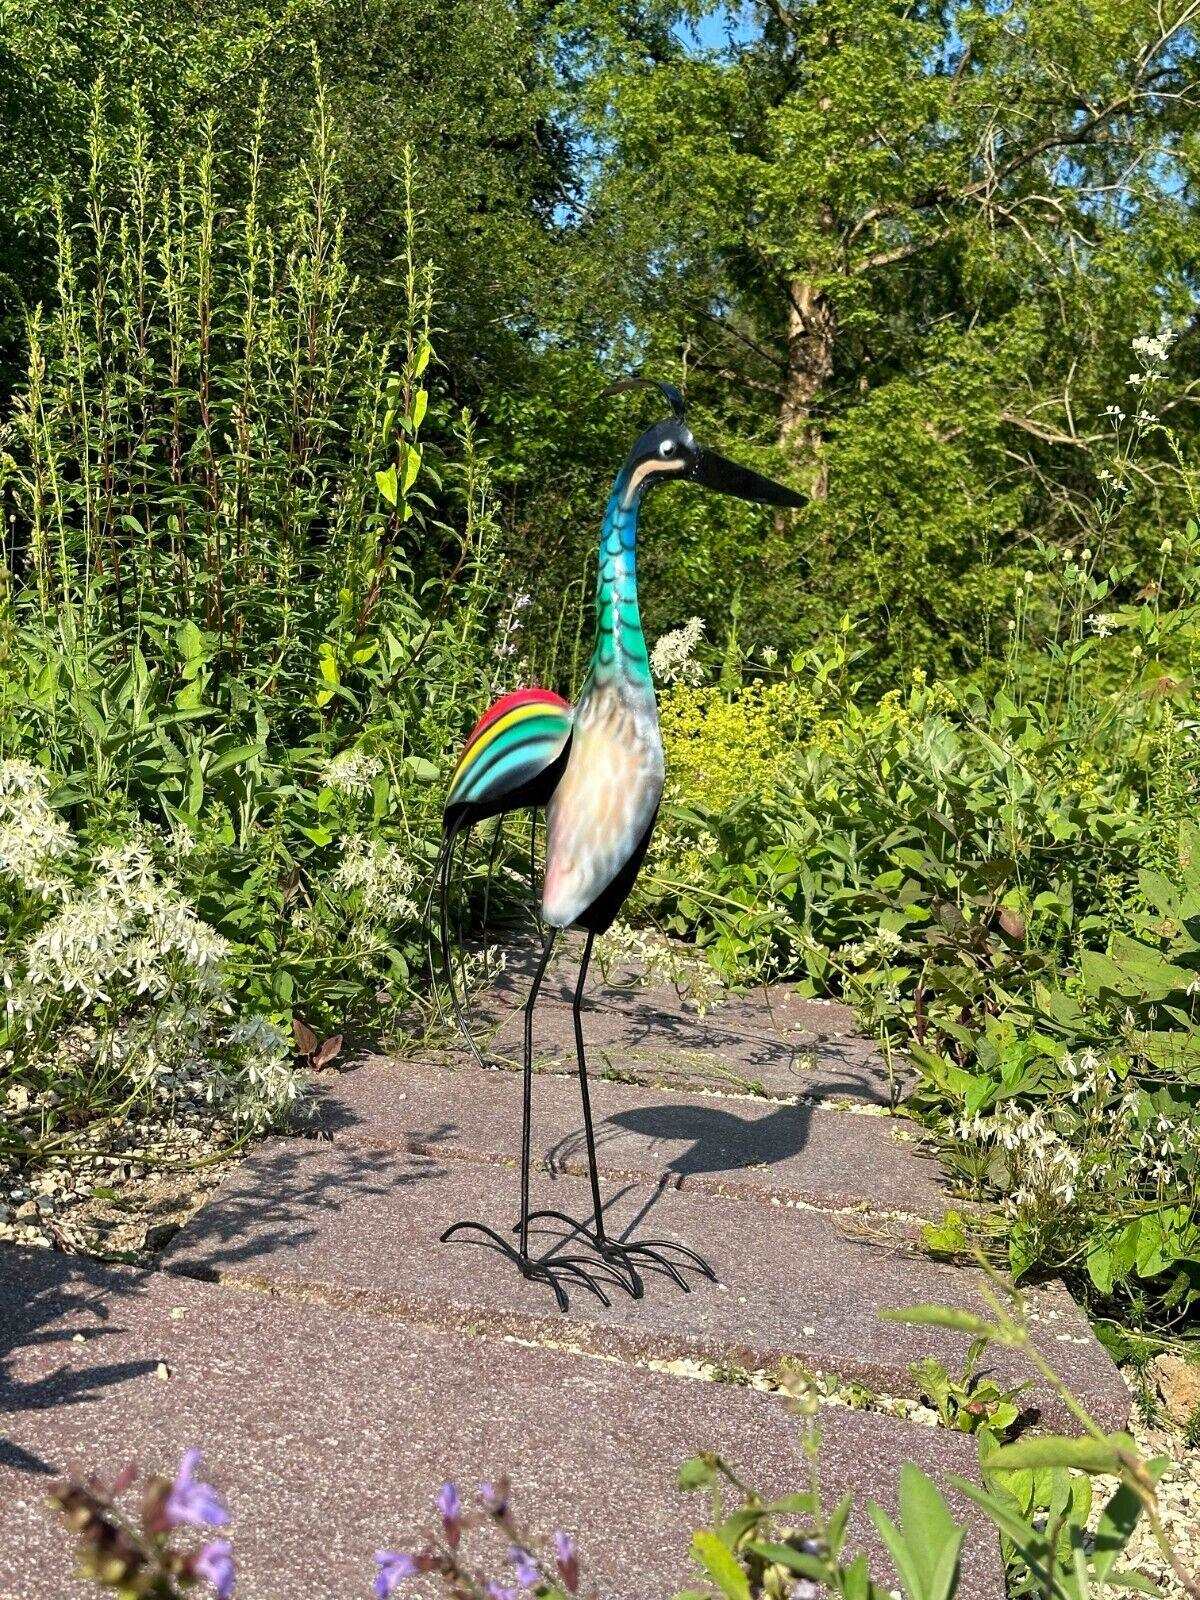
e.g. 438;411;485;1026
441;928;634;1309
521;932;716;1293
441;922;715;1309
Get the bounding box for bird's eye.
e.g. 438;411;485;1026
659;440;676;457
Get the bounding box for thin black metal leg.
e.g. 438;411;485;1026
442;918;636;1311
571;931;607;1242
523;937;717;1294
518;926;557;1260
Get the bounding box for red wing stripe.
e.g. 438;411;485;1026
464;687;570;748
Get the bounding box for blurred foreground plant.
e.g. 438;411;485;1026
885;1270;1200;1600
49;1449;233;1598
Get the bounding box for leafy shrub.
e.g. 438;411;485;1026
645;505;1200;1331
0;77;506;1157
0;758;298;1159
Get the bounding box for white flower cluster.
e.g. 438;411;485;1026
650;616;706;686
1126;325;1174;393
1062;1047;1116;1105
499;590;532;657
841;927;904;969
1131;327;1173;367
223;1015;298;1125
323;746;383;796
957;1102;1082;1212
19;839;230;1009
598;920;724;1013
0;759;75;898
1131;1112;1200;1190
2;786;302;1130
333;834;419;919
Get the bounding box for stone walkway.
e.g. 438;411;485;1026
1;948;1127;1599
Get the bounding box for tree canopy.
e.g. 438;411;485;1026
2;0;1198;675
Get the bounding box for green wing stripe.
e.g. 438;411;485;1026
448;712;571;807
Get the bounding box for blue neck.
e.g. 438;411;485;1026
587;465;651;690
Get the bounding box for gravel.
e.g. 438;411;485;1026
1118;1373;1200;1594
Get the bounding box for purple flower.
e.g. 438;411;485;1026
553;1531;579;1593
193;1539;235;1600
477;1480;508;1517
373;1551;418;1597
437;1480;462;1547
486;1586;519;1600
165;1450;229;1530
508;1546;541;1589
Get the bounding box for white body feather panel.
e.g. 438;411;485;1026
541;680;664;929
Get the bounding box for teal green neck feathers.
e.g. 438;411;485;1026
587;465;652;692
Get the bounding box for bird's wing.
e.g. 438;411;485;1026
444;687;573;822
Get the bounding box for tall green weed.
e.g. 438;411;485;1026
0;74;505;1153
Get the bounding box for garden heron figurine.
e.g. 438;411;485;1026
431;380;804;1307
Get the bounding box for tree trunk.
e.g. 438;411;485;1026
779;278;835;500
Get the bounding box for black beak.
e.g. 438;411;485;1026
689;448;805;509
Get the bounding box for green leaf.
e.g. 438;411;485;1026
185;750;204;817
988;1435;1130;1476
677;1457;717;1492
842;1552;871;1600
317;643;340;687
744;1543;827;1580
412;387;428;428
922;1211;968;1256
207;741;264;776
947;1473;1049;1551
1086;1238;1117;1296
1091;1483;1145;1582
1104;1570;1164;1594
715;1507;766;1548
175;618;204;663
175;677;205;712
375;464;398;506
898;1464;963;1600
866;1468;964;1600
867;1504;925;1600
690;1530;751;1600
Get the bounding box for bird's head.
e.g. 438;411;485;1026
610;378;805;510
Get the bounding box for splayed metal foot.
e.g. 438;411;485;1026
521;1209;716;1295
439;1218;633;1312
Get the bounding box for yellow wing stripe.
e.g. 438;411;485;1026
450;701;558;788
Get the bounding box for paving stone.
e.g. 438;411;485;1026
162;1140;1129;1432
311;1056;953;1219
469;944;905;1103
489;933;867;1041
441;960;905;1104
0;1246;1004;1599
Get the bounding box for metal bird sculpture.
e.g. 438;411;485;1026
432;380;804;1308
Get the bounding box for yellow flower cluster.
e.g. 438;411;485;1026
658;679;821;811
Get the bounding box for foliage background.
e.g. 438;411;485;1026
0;0;1198;1343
